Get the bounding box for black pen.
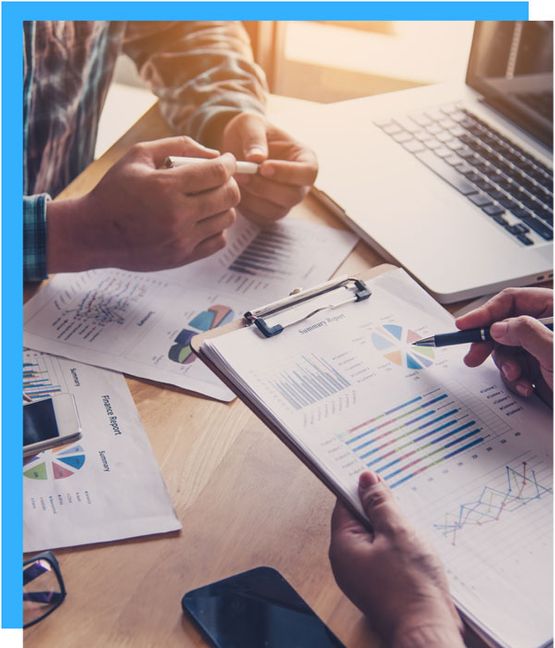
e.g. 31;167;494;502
412;316;554;348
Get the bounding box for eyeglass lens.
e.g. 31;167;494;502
23;558;63;627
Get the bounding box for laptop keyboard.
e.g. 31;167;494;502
375;104;554;246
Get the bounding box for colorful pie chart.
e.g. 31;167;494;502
372;324;435;370
168;304;235;365
24;444;86;480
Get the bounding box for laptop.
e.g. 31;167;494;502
303;21;553;303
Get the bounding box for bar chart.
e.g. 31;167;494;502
341;386;509;488
23;353;63;401
270;354;351;410
228;227;296;278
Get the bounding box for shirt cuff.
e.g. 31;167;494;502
23;194;50;282
188;97;266;149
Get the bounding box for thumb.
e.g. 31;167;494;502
491;317;553;370
137;136;219;167
330;499;367;538
237;113;268;162
358;471;405;537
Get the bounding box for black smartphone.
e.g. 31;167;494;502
182;566;346;648
23;394;82;458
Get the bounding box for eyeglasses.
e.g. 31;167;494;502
23;551;66;629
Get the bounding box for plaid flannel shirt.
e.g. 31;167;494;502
23;20;267;281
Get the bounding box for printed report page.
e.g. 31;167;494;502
204;268;553;648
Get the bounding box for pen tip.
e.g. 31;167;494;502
412;336;434;347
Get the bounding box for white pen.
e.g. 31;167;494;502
163;156;259;175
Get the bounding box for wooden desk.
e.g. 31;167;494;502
24;103;388;648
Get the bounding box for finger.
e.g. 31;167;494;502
260;157;318;187
236;113;269;161
463;341;494;367
505;376;535;398
456;287;553;330
166;153;236;193
358;471;406;537
495;359;534;397
236;174;308;209
490;316;553;371
331;499;368;538
187;232;227;263
191;179;241;220
240;194;289;224
491;347;525;383
491;347;535;397
137;136;219;168
196;208;236;240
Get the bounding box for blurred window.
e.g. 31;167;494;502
265;21;475;102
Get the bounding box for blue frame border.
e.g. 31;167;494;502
3;2;530;21
3;0;529;630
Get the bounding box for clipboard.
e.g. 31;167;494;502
191;263;398;527
192;264;554;648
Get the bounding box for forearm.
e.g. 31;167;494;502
123;21;267;145
45;196;102;274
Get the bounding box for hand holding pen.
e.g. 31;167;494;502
414;317;553;348
417;288;553;402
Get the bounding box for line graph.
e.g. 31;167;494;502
433;461;552;545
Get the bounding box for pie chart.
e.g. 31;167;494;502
24;444;86;480
168;304;235;365
372;324;435;370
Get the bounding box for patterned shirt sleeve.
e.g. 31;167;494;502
122;21;268;147
23;194;49;282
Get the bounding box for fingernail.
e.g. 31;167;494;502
516;383;532;397
247;146;266;158
359;471;380;490
260;164;275;178
490;321;508;339
501;363;513;380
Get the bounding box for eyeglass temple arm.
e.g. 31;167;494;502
23;591;65;605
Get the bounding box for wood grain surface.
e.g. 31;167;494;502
24;103;387;648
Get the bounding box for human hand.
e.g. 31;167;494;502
220;112;318;225
456;287;553;402
47;136;241;273
329;471;463;648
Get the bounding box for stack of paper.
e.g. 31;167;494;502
24;216;357;400
23;349;181;551
200;268;553;648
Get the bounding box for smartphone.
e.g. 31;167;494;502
23;394;82;458
182;566;346;648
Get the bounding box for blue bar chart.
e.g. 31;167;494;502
342;386;500;488
271;354;351;410
23;356;63;401
229;228;295;277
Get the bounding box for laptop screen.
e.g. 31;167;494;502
466;21;553;148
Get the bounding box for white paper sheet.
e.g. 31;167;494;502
23;350;181;552
24;216;357;401
202;268;553;648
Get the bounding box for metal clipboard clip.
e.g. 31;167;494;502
244;276;372;338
